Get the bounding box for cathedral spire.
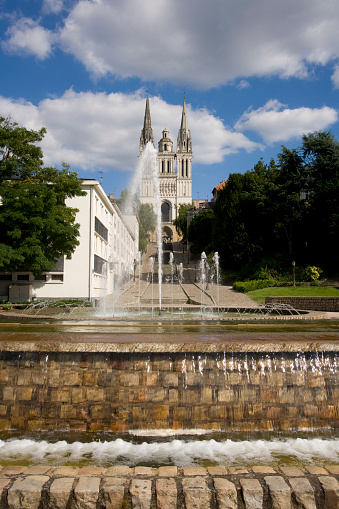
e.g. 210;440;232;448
139;96;154;155
177;97;192;154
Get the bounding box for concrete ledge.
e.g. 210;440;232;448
266;296;339;312
0;464;338;508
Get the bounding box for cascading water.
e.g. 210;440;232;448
213;251;220;314
169;251;174;314
123;142;163;313
200;251;207;314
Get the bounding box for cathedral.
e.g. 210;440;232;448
139;97;193;241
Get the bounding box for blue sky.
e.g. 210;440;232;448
1;0;339;200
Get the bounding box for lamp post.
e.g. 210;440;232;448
292;260;296;287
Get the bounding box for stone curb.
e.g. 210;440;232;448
0;464;338;508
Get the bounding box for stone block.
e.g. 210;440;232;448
318;476;339;509
182;476;211;509
74;476;101;509
105;465;132;476
8;475;49;509
280;467;304;477
306;466;328;475
82;371;96;385
86;387;104;401
25;465;52;475
1;466;28;475
156;478;177;509
3;386;14;400
326;466;339;475
240;478;263;509
265;476;291;509
158;466;178;477
71;387;85;403
152;405;169;420
134;467;154;476
208;466;228;476
214;478;237;509
0;369;9;383
76;467;106;476
53;466;79;476
0;478;10;499
288;477;316;509
16;387;33;401
252;466;276;474
49;477;74;509
183;467;207;476
63;370;80;386
162;372;179;387
228;467;249;474
130;478;152;509
102;477;126;509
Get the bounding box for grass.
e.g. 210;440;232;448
247;285;339;305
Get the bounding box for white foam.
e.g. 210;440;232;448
0;437;339;466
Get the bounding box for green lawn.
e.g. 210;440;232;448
247;286;339;305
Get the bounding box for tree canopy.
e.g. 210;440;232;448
173;203;194;241
188;131;339;276
0;117;86;274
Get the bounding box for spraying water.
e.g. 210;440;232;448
127;142;163;313
213;252;220;314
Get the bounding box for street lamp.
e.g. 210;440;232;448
292;260;296;287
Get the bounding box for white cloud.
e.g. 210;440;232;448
2;17;54;59
42;0;64;14
235;100;338;143
331;65;339;89
55;0;339;87
0;91;260;172
3;0;339;87
237;80;251;90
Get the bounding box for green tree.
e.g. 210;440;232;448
173;203;194;241
270;146;307;257
138;203;156;252
0;117;86;274
188;208;215;255
301;131;339;270
116;189;156;252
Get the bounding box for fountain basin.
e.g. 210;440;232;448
1;325;339;433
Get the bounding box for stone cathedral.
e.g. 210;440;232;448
139;97;193;241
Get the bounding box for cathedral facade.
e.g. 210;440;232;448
139;97;193;241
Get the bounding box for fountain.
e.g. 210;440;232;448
0;146;339;504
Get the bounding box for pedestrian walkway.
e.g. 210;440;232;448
110;242;259;310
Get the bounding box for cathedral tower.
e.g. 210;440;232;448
139;97;193;241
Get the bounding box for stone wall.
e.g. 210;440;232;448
1;347;339;432
266;296;339;311
1;463;339;508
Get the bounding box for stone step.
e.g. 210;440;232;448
0;463;338;508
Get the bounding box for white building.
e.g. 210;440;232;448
139;97;193;242
0;180;139;303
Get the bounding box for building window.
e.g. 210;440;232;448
95;217;108;242
0;275;12;281
17;274;29;281
51;274;63;281
161;202;170;222
94;255;107;276
34;275;47;281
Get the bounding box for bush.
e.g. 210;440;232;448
233;279;292;293
303;265;323;282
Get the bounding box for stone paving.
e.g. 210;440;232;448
111;242;260;310
1;463;339;508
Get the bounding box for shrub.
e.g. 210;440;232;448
303;265;322;282
233;279;292;293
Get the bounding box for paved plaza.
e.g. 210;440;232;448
112;242;259;310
